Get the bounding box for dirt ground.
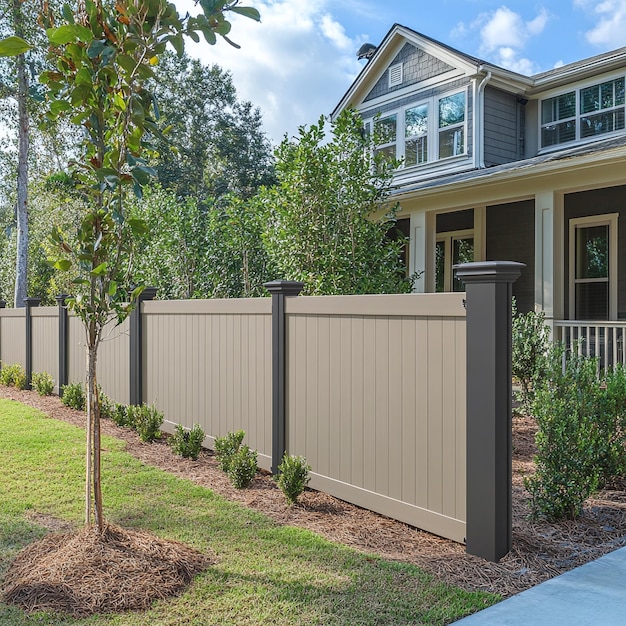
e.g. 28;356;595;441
2;385;626;599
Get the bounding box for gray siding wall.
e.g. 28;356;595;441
483;87;521;166
486;200;535;312
364;43;454;102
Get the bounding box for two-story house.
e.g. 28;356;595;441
332;24;626;367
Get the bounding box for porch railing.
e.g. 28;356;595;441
553;320;626;370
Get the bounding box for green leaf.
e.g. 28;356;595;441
47;25;81;45
117;54;137;75
54;259;72;271
91;262;108;276
108;280;118;297
62;4;75;24
0;36;32;57
87;39;106;59
128;217;149;236
169;32;184;56
75;68;92;85
230;5;261;21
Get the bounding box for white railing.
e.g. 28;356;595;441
553;320;626;370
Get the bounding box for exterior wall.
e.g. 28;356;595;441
486;200;535;312
31;308;58;385
0;309;25;368
564;185;626;319
285;293;467;542
364;43;453;102
483;86;521;166
142;299;273;469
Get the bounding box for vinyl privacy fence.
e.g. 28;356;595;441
0;262;522;562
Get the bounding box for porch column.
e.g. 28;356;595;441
264;280;305;474
410;212;426;293
454;260;524;563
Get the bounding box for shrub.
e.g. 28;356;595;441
128;403;163;442
98;388;114;419
61;382;86;411
227;444;258;489
0;363;27;390
32;371;55;396
170;423;205;460
525;344;602;521
214;430;245;472
111;403;132;428
511;301;550;413
276;454;311;505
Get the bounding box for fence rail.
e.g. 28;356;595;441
554;320;626;370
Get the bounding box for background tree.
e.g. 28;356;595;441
0;0;260;532
261;109;414;295
150;51;274;203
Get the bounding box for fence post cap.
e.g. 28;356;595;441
23;297;42;307
263;280;305;296
454;261;525;285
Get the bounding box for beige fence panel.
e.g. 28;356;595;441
67;313;85;386
285;293;467;543
31;308;59;387
0;309;26;369
143;299;273;469
98;318;130;404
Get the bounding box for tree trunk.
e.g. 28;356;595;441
13;0;29;308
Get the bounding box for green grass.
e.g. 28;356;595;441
0;398;499;625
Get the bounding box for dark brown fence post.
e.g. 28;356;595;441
56;294;69;396
24;297;42;390
129;287;157;406
454;261;524;563
264;280;305;474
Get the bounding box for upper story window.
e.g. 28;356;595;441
541;77;625;148
371;89;467;167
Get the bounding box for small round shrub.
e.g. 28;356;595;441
170;423;205;460
61;382;86;411
98;388;114;419
130;403;163;442
111;403;132;428
276;454;311;505
227;444;257;489
32;371;55;396
0;364;27;390
214;430;245;472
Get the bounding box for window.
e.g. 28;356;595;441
369;89;467;167
436;230;474;292
541;77;625;148
569;214;618;320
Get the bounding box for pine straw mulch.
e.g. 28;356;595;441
2;385;626;605
2;523;210;617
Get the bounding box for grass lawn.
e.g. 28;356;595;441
0;398;499;625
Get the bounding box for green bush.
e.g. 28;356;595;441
98;388;114;419
128;403;163;442
525;345;602;521
111;403;132;428
170;423;205;460
32;371;55;396
61;382;86;411
276;454;311;505
214;430;245;472
227;444;258;489
0;363;27;390
511;301;550;413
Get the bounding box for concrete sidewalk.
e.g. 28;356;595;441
453;546;626;625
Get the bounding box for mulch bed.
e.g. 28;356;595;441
2;385;626;602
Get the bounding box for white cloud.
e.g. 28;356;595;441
178;0;364;145
579;0;626;48
463;6;551;75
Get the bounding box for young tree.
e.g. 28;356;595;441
1;0;259;532
261;109;415;295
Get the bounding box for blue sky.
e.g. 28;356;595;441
178;0;626;145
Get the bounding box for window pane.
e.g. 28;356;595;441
576;225;608;279
435;240;445;293
542;92;575;123
452;238;473;292
439;127;464;158
405;104;428;137
581;109;626;138
405;136;428;166
580;85;599;114
542;120;576;146
375;115;397;144
439;93;465;128
374;144;397;161
576;282;608;320
617;78;625;106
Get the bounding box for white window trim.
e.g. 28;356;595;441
369;87;468;167
436;228;474;292
568;213;618;320
539;73;626;152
